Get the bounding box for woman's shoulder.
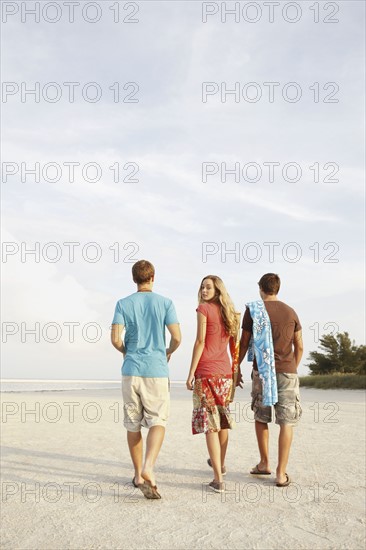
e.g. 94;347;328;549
196;302;208;315
197;301;220;316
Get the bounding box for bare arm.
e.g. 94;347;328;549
238;329;251;365
186;312;206;390
110;324;126;355
236;329;252;387
166;323;181;361
293;330;304;368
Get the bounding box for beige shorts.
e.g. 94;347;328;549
122;376;170;432
251;370;302;426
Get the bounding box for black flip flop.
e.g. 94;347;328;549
276;473;291;487
250;464;271;475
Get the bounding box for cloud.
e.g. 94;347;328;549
2;3;364;379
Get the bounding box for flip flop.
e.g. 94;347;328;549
139;480;161;500
276;473;291;487
132;477;139;488
250;464;271;475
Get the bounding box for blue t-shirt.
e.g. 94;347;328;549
111;291;179;377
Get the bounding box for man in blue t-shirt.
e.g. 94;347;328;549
111;260;181;499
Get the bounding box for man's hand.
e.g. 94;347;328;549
166;349;172;362
111;324;126;356
186;375;194;390
236;369;244;388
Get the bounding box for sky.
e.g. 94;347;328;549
1;0;365;380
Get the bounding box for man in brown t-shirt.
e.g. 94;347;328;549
237;273;303;487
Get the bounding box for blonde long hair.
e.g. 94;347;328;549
198;275;240;337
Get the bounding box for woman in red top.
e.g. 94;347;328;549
186;275;240;493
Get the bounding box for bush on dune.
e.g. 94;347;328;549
305;332;365;386
299;374;366;390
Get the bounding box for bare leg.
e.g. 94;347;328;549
206;432;223;482
276;424;293;484
218;429;228;469
141;425;165;487
254;421;271;471
127;431;144;484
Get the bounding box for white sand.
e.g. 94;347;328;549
1;386;365;550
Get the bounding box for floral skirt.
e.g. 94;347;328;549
192;376;234;435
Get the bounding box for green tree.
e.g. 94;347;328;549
307;332;365;375
354;345;366;375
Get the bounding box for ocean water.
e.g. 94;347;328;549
0;379;122;393
0;379;363;404
0;379;187;393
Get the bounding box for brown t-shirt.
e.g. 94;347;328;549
242;300;302;374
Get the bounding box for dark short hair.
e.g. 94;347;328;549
258;273;280;295
132;260;155;284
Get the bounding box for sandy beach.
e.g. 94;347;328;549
1;384;365;550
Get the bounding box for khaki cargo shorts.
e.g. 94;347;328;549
122;376;170;432
251;370;302;426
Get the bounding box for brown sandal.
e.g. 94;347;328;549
276;473;291;487
250;464;271;475
139;480;161;499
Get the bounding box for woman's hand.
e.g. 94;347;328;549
186;375;195;390
236;369;244;388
